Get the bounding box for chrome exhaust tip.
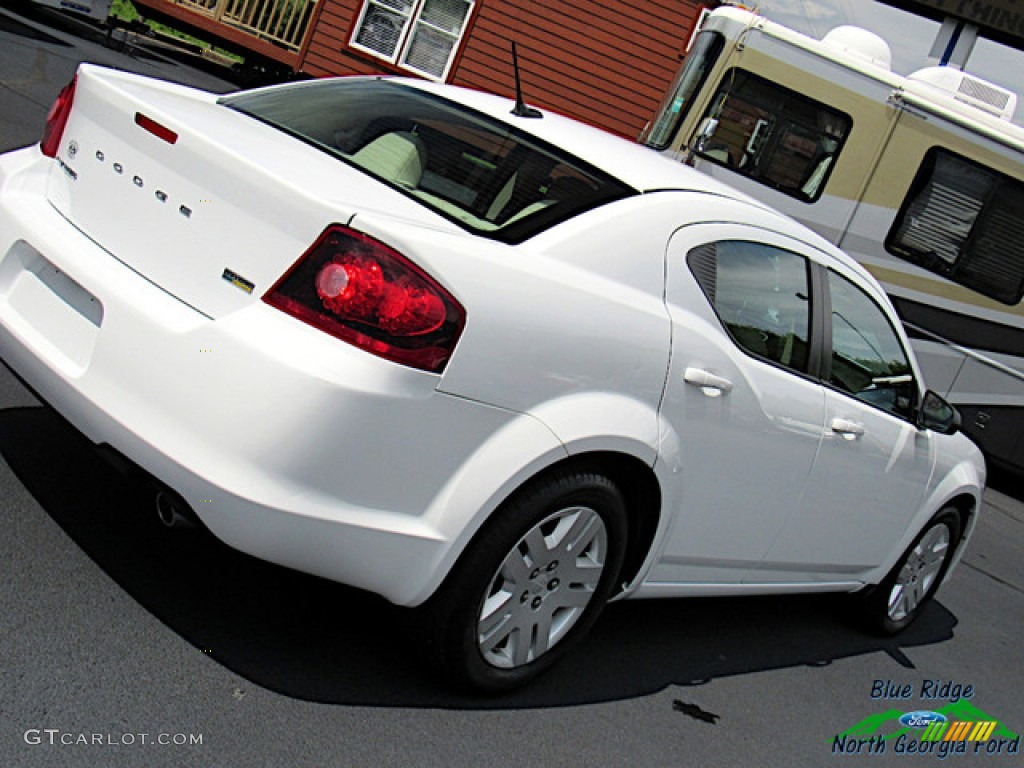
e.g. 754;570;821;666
155;489;196;528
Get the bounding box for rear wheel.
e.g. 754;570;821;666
424;470;627;692
864;508;961;634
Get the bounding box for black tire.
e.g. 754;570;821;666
422;470;628;693
862;508;962;635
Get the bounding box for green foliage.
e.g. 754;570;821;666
110;0;139;22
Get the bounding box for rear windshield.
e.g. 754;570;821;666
221;78;636;243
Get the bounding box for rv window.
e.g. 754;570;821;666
643;31;725;149
691;69;851;203
887;149;1024;306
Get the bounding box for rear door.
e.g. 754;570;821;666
651;223;826;585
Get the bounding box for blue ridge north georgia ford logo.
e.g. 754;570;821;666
832;680;1019;759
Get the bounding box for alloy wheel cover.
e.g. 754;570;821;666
476;505;609;669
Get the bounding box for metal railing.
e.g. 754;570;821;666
171;0;317;51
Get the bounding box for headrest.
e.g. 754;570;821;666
351;131;427;188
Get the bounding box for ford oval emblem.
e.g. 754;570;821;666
900;711;948;728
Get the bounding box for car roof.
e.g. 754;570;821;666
385;77;760;198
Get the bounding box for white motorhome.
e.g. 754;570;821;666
30;0;113;23
644;5;1024;475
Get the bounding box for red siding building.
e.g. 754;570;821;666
132;0;710;139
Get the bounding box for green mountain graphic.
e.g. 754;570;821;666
835;701;1019;743
838;709;906;739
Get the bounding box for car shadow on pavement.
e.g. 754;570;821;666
1;405;958;709
0;7;72;47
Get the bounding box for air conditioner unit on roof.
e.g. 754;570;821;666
906;67;1017;121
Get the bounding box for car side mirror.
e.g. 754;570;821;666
917;390;961;435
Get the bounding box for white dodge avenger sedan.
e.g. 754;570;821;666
0;65;984;691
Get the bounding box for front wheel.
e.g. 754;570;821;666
863;508;962;635
423;470;628;692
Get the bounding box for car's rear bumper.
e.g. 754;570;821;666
0;145;561;606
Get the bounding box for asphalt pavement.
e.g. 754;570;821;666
1;6;1022;767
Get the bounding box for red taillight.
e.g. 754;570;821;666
264;226;465;373
41;76;77;158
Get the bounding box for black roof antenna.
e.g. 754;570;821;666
510;42;542;118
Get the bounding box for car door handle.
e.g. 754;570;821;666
684;367;733;396
830;418;865;439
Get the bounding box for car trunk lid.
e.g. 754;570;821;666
44;65;451;319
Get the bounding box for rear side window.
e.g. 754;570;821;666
691;69;851;202
887;148;1024;305
222;79;635;244
689;241;812;373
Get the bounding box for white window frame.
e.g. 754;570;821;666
350;0;475;82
